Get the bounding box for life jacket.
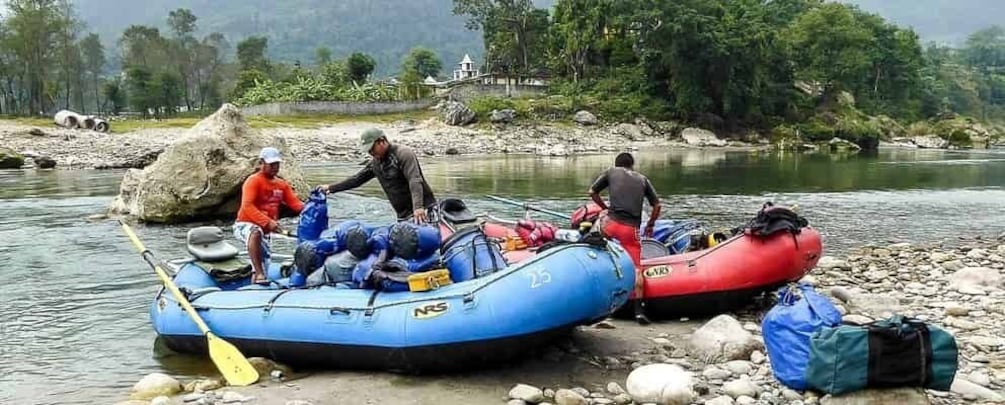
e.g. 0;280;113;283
740;202;809;240
570;202;604;230
515;219;558;248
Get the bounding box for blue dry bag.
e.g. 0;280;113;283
297;189;329;244
761;282;843;390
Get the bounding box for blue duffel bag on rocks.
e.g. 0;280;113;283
762;282;843;390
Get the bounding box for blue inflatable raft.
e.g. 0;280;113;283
151;225;635;373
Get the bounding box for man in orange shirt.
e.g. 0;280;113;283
235;147;305;285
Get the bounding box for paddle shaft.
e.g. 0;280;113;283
486;195;572;220
120;221;213;335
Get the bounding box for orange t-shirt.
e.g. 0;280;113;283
236;171;305;229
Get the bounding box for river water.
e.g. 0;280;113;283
2;148;1004;404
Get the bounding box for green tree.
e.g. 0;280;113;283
167;8;197;39
80;33;106;112
102;78;126;114
401;47;443;79
781;3;875;98
125;66;154;116
236;36;270;73
347;52;376;83
453;0;544;73
315;46;332;66
4;0;67;114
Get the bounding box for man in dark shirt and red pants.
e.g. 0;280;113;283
589;152;662;324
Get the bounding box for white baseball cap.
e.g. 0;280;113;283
259;147;282;164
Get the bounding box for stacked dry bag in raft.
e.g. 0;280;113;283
763;283;959;395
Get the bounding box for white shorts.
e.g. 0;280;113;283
234;221;272;264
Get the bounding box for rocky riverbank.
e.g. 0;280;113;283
0;115;759;170
118;237;1005;405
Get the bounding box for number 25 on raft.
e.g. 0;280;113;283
528;267;552;289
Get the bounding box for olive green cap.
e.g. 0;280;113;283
359;128;386;154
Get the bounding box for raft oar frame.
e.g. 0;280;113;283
119;220;260;387
485;195;572;221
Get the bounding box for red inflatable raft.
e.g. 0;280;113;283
622;227;822;318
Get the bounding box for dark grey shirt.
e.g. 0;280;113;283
329;144;437;220
590;166;659;228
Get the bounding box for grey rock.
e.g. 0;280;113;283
182;393;206;403
491;109;516;124
509;384;545;403
572;387;590;398
0;147;25;169
724;361;753;376
702;367;732;380
782;389;803;401
723;379;760;399
606;382;627;396
35;155;56;169
612;394;633;405
681;128;727;147
817;256;848;270
951;376;1005;401
705;395;735;405
554;389;588;405
689;315;761;363
819;388;930;405
950;267;1003;293
750;351;766;365
967;371;992;387
574;111;598;126
735;395;756;405
150;397;172;405
942;260;965;272
508;400;528;405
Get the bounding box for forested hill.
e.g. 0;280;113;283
843;0;1005;45
70;0;998;72
71;0;493;75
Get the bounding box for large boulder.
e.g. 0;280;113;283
108;104;308;223
681;128;727;147
574;110;598;126
443;101;477;126
0;147;25;169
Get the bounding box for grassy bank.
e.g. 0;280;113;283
2;109;438;133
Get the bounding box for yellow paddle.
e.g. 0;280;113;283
119;220;260;387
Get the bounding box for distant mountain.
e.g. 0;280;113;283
842;0;1005;45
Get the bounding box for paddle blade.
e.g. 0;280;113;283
206;332;260;386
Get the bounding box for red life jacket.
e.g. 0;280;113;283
570;202;604;229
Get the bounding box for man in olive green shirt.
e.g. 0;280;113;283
318;128;438;223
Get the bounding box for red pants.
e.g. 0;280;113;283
603;218;642;271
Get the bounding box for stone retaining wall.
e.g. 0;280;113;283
240;99;436;116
